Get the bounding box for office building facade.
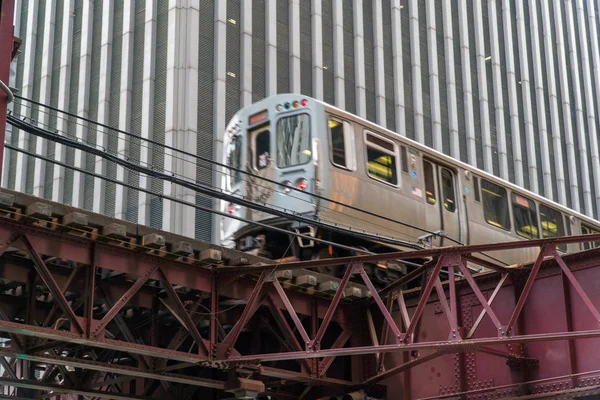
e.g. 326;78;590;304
5;0;600;243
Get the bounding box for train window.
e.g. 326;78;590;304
226;134;242;185
255;130;270;170
276;114;311;168
423;161;436;205
582;225;600;250
512;193;539;239
328;118;354;169
365;132;398;185
473;176;481;202
481;180;511;230
539;204;566;252
441;169;455;212
401;146;409;173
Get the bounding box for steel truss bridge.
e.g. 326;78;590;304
4;2;600;399
0;190;594;399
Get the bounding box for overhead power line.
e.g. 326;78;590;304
4;142;386;258
7;114;424;251
13;95;462;245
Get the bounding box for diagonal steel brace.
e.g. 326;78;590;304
22;235;84;334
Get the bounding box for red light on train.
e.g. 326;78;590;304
301;99;308;106
248;110;268;125
297;178;308;191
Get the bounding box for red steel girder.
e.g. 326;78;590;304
0;219;336;318
22;235;84;334
218;232;600;275
0;348;225;390
157;266;210;357
0;377;146;400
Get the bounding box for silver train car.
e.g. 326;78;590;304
219;94;600;285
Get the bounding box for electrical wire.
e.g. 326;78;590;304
7;113;424;250
3;142;390;257
13;104;422;243
13;95;463;244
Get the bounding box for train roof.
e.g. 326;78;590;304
232;93;600;228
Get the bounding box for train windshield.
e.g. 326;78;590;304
276;114;311;167
226;134;242;186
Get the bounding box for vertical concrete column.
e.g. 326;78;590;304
391;0;405;135
588;0;600;214
72;0;94;207
541;1;567;206
442;0;459;159
163;0;199;237
576;0;600;214
289;0;301;93
553;0;580;211
457;0;477;166
265;0;277;96
540;0;566;206
527;0;552;198
92;0;114;214
565;0;592;215
488;0;508;180
409;0;424;143
240;0;252;106
373;0;386;125
515;0;539;193
332;0;345;109
33;0;56;198
353;0;366;118
211;0;227;242
502;0;524;187
51;0;74;203
115;0;135;220
473;0;492;174
426;0;441;151
14;1;38;193
137;0;157;224
312;0;324;101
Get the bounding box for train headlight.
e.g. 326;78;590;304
281;180;292;193
276;104;283;112
296;178;308;191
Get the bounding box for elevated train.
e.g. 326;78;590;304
219;94;600;285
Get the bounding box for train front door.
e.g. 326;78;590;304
422;160;460;247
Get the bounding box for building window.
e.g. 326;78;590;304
481;180;510;231
539;204;566;252
512;193;538;239
424;161;436;205
365;132;398;185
